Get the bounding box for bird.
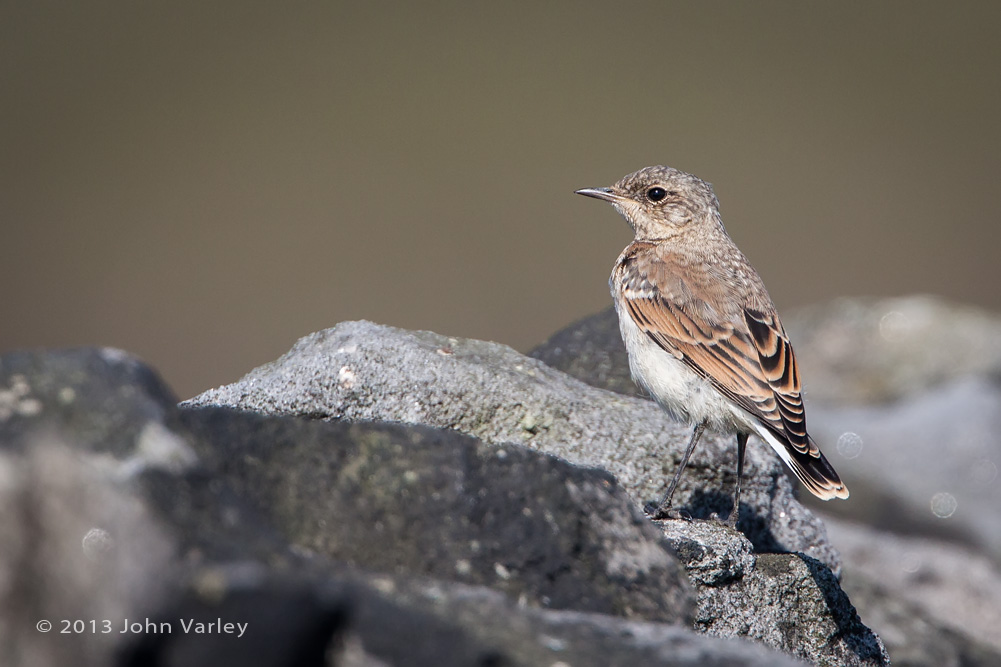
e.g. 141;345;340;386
575;165;848;526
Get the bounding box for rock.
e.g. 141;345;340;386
807;375;1001;558
0;348;181;667
120;563;807;667
530;305;640;398
0;439;174;667
185;322;890;665
1;342;888;666
1;347;775;667
782;295;1001;405
339;571;810;667
184;321;842;574
824;515;1001;666
118;567;347;667
174;406;695;624
656;522;886;666
0;347;188;457
659;522;757;588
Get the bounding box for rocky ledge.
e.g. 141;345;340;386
10;297;1000;665
183;319;889;665
2;309;899;667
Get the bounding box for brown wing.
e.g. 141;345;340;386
617;246;817;456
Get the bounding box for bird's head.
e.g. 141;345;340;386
576;165;720;241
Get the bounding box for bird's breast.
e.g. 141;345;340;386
613;295;753;433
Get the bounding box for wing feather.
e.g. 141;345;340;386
617;248;815;456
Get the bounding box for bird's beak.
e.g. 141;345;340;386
574;187;627;204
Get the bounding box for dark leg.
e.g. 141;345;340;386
646;420;707;520
726;432;748;528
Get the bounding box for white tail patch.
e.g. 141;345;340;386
747;421;849;500
751;421;796;469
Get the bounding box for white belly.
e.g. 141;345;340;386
614;299;757;435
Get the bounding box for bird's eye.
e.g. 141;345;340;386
646;187;667;202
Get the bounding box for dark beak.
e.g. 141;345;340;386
574;187;626;203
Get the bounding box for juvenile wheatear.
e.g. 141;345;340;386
576;165;848;526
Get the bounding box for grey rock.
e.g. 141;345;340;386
0;348;182;667
783;295;1001;404
825;515;1001;666
530;305;640;398
0;347;694;623
698;550;884;667
340;570;812;667
184;321;842;574
836;580;1000;667
808;375;1001;558
658;522;887;666
119;568;347;667
2;343;888;666
0;346;187;457
787;297;1001;663
175;406;695;624
184;322;892;665
0;440;174;667
659;522;757;587
122;563;807;667
4;347;792;666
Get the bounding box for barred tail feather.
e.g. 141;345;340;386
753;426;849;500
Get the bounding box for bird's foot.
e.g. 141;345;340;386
644;501;691;521
709;511;739;529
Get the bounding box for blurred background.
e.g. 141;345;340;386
3;2;1000;399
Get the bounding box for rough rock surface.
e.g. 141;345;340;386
656;521;880;666
175;406;695;624
0;347;835;666
529;298;1001;666
185;322;890;665
184;321;842;573
824;516;1001;665
121;564;809;667
530;303;641;399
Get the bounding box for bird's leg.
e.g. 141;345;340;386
646;420;707;520
725;432;748;528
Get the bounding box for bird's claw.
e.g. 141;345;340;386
709;511;739;529
644;502;691;521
